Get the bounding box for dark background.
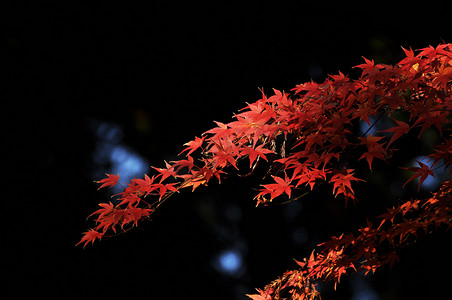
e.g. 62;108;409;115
5;1;452;299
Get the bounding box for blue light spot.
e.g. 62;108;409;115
214;249;243;276
109;145;149;193
88;119;149;194
352;288;379;300
95;122;124;143
350;275;379;300
219;250;241;272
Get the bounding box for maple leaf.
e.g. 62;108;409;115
398;46;422;69
96;173;120;190
155;182;178;199
178;162;225;191
428;139;452;170
89;202;115;220
172;155;195;172
379;119;410;147
133;174;157;195
330;169;364;198
76;229;103;248
381;93;407;110
418;44;452;59
259;175;293;200
246;290;271;300
226;115;264;140
239;144;275;167
353;103;377;126
178;173;208;191
117;192;141;207
122;207;153;227
203;121;233;141
237;100;276;125
358;134;387;170
212;149;238;169
412;104;447;137
329;70;349;84
179;136;205;156
152;161;178;182
293;165;327;191
402;160;434;190
354;57;384;78
432;62;452;91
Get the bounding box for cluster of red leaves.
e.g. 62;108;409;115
249;180;452;299
247;269;321;300
79;44;452;299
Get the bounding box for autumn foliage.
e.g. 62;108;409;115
79;44;452;299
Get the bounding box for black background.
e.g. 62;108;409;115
5;1;452;299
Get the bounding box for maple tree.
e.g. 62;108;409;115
78;43;452;299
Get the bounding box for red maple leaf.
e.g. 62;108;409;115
212;149;238;169
239;145;275;167
432;62;452;91
89;202;114;220
96;173;120;190
155;182;178;199
172;155;195;172
203;121;231;140
427;139;452;171
418;44;452;59
76;229;104;248
328;70;349;84
402;160;434;190
353;103;377;126
354;57;384;78
379;119;410;146
152;161;178;182
358;134;387;170
256;175;293;202
133;174;157;195
178;171;209;191
413;109;447;137
398;46;421;69
179;136;205;156
120;207;153;227
330;169;364;198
